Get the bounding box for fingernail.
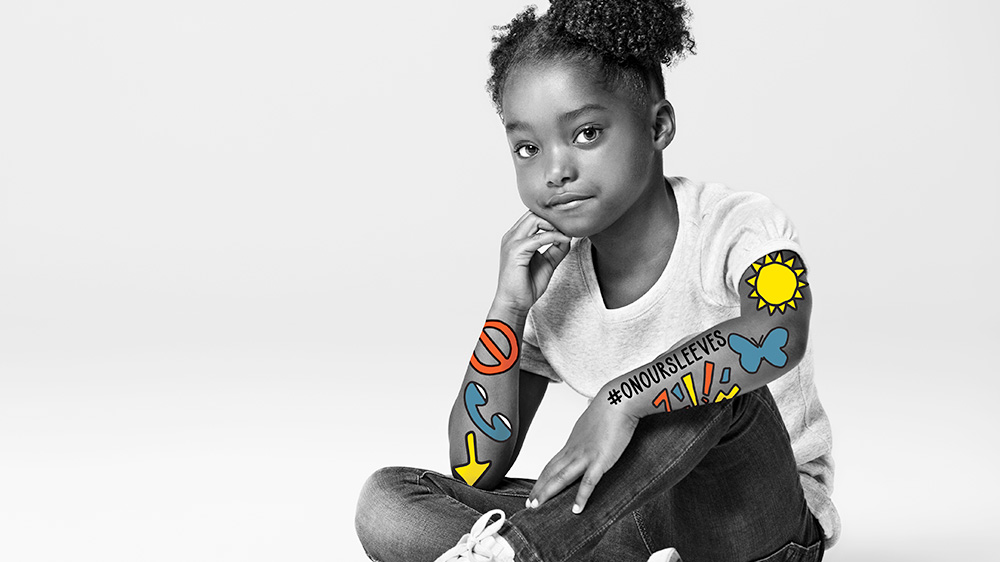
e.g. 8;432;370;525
530;498;539;508
524;498;530;509
572;504;582;514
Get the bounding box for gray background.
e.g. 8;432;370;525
1;1;996;560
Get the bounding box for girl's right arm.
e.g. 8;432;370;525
447;211;571;490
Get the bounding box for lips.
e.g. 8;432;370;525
547;192;592;207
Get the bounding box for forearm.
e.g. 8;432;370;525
447;301;526;488
600;314;808;418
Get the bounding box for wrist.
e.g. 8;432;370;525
598;380;647;420
488;297;529;327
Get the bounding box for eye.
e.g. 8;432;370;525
574;126;602;144
515;144;538;159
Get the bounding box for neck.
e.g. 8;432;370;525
588;174;677;278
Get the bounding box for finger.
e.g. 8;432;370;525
504;210;538;240
532;456;588;508
527;240;572;296
529;448;576;504
528;215;561;237
514;211;564;241
515;230;571;262
540;235;573;268
508;211;542;240
528;450;567;504
572;465;607;514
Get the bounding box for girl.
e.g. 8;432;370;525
356;2;838;561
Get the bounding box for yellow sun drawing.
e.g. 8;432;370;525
746;252;807;314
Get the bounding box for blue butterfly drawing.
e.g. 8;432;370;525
728;327;789;374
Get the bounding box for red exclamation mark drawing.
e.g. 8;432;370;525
702;361;714;404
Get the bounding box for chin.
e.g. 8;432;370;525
547;215;600;239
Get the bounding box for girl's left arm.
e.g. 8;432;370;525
603;248;810;417
527;249;811;511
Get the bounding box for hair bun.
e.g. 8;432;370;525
547;0;695;66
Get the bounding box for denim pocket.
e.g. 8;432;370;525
751;539;824;562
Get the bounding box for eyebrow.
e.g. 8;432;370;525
504;103;609;133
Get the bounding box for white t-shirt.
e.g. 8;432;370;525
520;176;841;547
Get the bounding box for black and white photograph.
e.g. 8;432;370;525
1;1;996;561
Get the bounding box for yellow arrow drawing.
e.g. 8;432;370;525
454;431;491;486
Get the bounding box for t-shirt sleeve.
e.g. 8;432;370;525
518;307;563;383
700;191;804;305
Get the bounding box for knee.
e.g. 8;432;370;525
355;467;418;552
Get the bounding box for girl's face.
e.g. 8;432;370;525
501;60;665;238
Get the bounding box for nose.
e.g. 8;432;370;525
544;146;577;188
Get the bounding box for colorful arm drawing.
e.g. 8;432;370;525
447;210;571;489
447;306;549;489
602;250;811;416
525;249;811;512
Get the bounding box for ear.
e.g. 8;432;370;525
650;99;675;150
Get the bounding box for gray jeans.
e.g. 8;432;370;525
355;387;824;562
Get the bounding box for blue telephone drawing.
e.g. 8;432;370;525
464;381;512;442
728;327;789;374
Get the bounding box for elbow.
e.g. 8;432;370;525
782;319;809;372
466;468;502;491
448;433;507;491
743;316;808;378
785;340;807;371
448;414;511;491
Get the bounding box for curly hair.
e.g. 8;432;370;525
486;1;696;117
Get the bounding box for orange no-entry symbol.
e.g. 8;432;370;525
470;319;519;375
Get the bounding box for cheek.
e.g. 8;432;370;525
617;130;651;166
606;144;653;186
516;189;532;209
587;142;643;183
514;171;539;209
592;127;639;161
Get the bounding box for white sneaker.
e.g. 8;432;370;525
647;547;682;562
434;509;515;562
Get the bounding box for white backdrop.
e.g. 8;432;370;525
1;1;997;560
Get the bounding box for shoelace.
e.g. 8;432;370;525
435;509;507;562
